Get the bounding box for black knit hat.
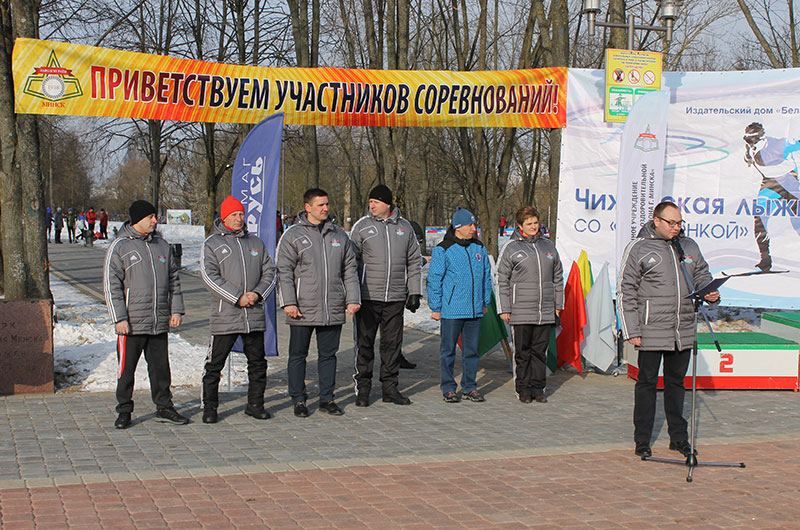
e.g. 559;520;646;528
368;184;393;207
129;200;156;225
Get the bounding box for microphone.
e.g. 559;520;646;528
670;236;685;262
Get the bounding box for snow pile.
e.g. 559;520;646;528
51;275;252;392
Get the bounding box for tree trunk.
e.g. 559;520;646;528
607;0;626;50
148;119;163;213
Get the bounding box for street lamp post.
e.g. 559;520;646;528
582;0;683;50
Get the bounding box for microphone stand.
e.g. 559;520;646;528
642;239;746;482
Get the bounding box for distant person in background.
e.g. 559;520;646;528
76;212;88;241
86;207;97;235
99;208;109;239
66;208;76;243
46;207;53;242
103;199;188;429
54;207;64;243
499;215;507;235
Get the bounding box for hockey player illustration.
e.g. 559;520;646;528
742;122;800;271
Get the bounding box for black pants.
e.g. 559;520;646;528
201;331;267;410
67;225;75;243
88;222;95;233
115;333;173;413
288;325;342;404
512;324;551;397
100;224;108;238
634;348;691;444
354;300;405;395
54;228;62;243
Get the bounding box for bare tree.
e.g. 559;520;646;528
0;0;49;299
737;0;799;68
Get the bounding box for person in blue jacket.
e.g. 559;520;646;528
427;207;493;403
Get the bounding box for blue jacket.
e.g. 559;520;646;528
427;227;492;319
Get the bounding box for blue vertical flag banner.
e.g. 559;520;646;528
615;90;669;268
231;113;284;356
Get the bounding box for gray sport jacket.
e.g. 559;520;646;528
103;222;184;335
496;229;564;325
617;221;715;351
276;212;360;326
201;219;277;335
349;207;423;303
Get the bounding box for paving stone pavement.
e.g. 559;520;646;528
0;241;796;527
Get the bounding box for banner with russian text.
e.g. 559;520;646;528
12;38;566;128
615;90;668;267
557;68;800;309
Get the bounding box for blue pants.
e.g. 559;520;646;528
439;318;481;394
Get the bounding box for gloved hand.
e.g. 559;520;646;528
405;294;421;313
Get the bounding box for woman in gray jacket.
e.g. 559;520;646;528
497;206;563;403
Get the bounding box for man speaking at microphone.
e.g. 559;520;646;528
618;201;720;459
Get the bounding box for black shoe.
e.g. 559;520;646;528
202;409;218;424
319;401;345;416
399;355;417;369
155;407;190;425
534;394;548;403
114;412;131;429
669;440;697;457
462;390;485;402
382;391;411;405
355;393;370;407
294;402;309;418
245;404;271;420
635;442;652;458
519;395;532;404
443;391;460;403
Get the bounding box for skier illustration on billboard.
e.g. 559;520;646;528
742;122;800;271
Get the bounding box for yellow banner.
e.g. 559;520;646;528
13;38;566;128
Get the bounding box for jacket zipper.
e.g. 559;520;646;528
533;241;543;325
668;241;682;349
464;246;475;318
321;226;329;325
236;238;250;333
145;243;157;334
384;222;391;302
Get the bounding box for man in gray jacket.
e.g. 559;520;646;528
277;188;360;417
200;196;277;424
618;201;720;459
350;185;422;407
103;200;187;429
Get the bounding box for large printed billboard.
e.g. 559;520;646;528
558;68;800;309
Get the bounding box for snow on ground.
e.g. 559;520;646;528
51;275;254;392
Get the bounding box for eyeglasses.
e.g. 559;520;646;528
656;216;685;228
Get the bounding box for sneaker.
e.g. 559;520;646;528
443;391;460;403
669;440;697;457
635;442;652;458
355;393;370;407
462;390;485;402
202;409;218;424
318;401;345;416
156;407;190;425
294;402;309;418
244;404;271;420
382;391;411;405
114;412;131;429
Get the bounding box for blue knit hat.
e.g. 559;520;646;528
452;207;476;229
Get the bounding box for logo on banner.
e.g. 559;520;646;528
22;50;83;103
634;125;659;153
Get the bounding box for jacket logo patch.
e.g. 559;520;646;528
158;256;167;263
475;252;482;261
130;255;139;262
222;248;229;254
648;257;657;264
249;249;260;256
683;255;694;263
331;239;342;247
395;229;406;236
544;252;554;260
